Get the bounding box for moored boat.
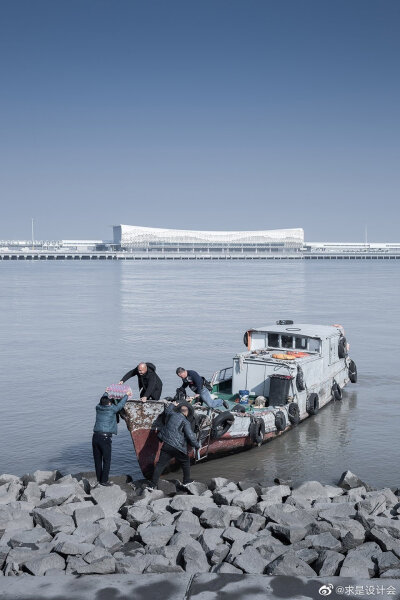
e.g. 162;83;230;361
123;321;357;477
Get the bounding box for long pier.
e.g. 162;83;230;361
1;251;400;261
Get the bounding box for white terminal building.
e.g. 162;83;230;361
112;225;304;254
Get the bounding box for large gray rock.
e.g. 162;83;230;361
73;504;104;527
174;510;202;537
132;488;164;507
222;526;255;545
23;470;62;486
266;553;317;576
199;528;224;554
33;508;75;535
376;551;400;574
294;548;319;564
340;552;376;578
362;515;400;539
151;511;175;527
54;538;95;555
116;521;135;544
268;523;308;544
209;477;231;491
200;507;231;529
148;497;171;513
182;542;209;573
83;546;111;563
91;485;127;517
0;474;21;485
24;553;66;576
75;556;116;574
8;527;51;548
232;488;258;510
236;511;266;533
138;524;175;547
123;505;154;527
94;531;123;553
72;522;102;544
211;562;243;573
357;494;387;516
234;547;266;574
213;488;240;506
348;541;382;562
66;555;88;574
20;482;41;504
0;544;9;569
337;519;366;550
318;503;357;520
314;550;345;576
183;481;208;496
305;532;342;552
0;482;22;505
210;543;230;565
168;532;201;551
380;568;400;578
291;481;330;502
37;483;79;508
338;471;372;491
368;527;400;558
170;495;214;513
95;517;117;532
263;505;315;530
155;479;176;496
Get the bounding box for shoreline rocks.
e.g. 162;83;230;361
0;469;399;578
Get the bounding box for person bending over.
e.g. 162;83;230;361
92;392;129;486
119;362;162;402
150;400;200;488
176;367;223;409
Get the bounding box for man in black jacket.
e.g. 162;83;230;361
176;367;223;409
119;362;162;402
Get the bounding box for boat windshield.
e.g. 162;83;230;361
267;333;320;353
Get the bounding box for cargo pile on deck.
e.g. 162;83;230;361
1;470;400;578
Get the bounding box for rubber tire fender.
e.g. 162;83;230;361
211;411;234;439
332;381;343;401
296;365;306;392
232;405;246;413
306;393;319;415
348;359;357;383
338;336;348;359
275;410;286;432
249;418;265;446
288;402;300;425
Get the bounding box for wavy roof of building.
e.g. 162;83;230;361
115;225;304;244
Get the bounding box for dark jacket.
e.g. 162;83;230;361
159;403;200;454
120;362;162;400
93;395;128;435
178;370;204;395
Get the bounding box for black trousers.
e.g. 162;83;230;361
92;433;112;484
152;443;191;485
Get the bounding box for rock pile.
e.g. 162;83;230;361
0;470;400;578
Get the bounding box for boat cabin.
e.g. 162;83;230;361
212;322;346;407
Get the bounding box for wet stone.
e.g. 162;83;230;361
338;470;372;491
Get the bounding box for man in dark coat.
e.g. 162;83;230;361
149;400;200;488
119;362;162;402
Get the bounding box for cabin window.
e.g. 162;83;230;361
268;333;279;347
308;338;321;353
295;337;308;350
281;335;293;349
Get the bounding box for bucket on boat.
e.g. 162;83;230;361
239;389;249;404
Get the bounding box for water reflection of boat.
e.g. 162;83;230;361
123;321;357;477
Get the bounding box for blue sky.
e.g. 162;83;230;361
0;0;399;241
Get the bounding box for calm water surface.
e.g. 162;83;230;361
0;261;399;488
